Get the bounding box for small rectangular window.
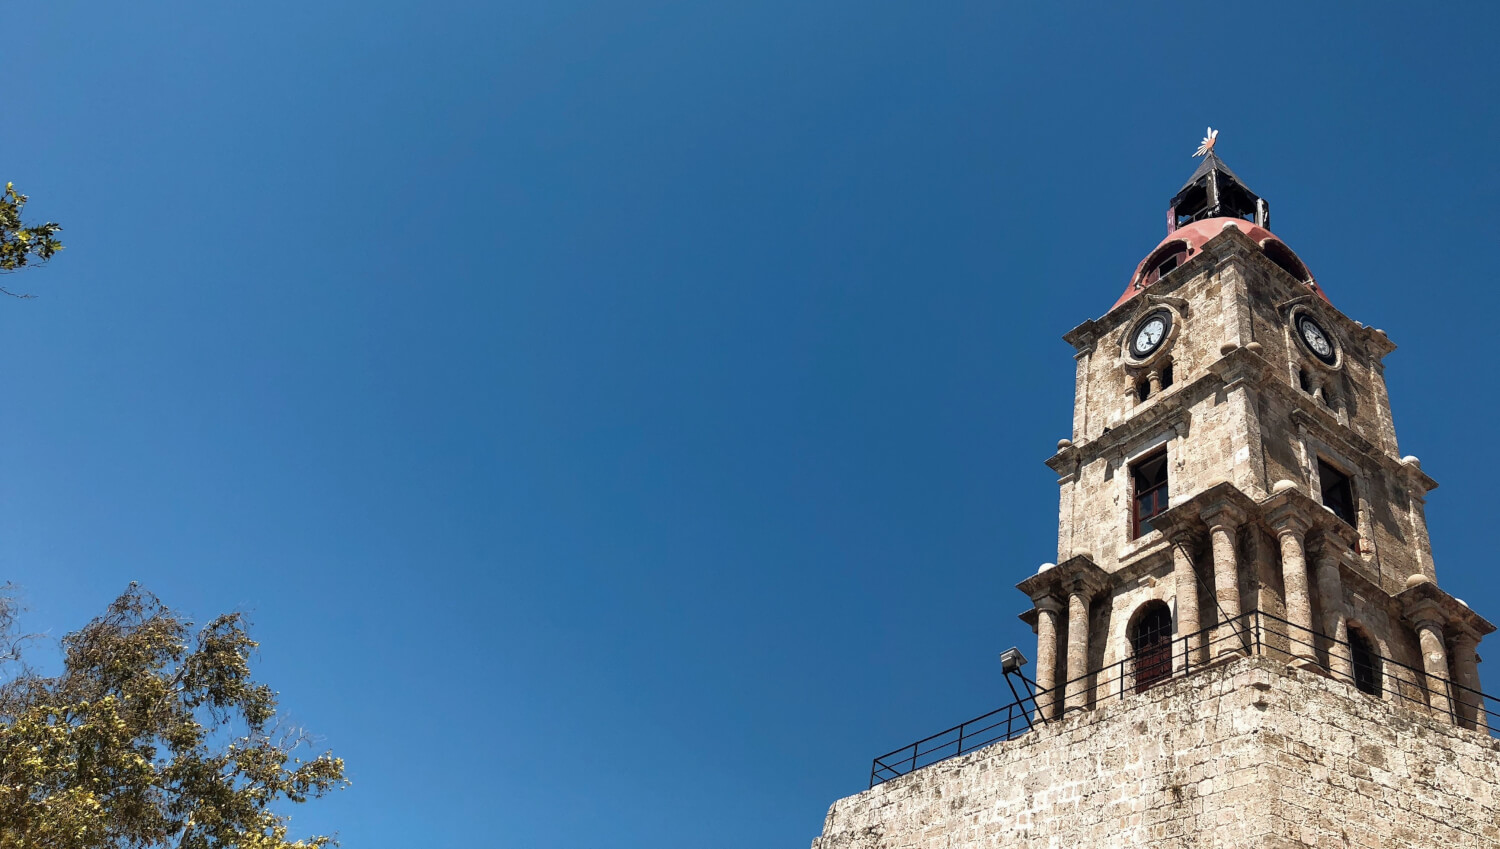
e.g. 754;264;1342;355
1131;450;1170;538
1319;459;1356;526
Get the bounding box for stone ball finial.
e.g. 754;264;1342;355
1038;562;1056;574
1057;438;1073;451
1405;573;1434;589
1219;341;1239;356
1272;479;1299;494
1222;221;1239;230
1245;341;1263;354
1401;455;1421;468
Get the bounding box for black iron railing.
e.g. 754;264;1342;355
868;608;1500;788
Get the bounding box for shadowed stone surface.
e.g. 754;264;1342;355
812;657;1500;849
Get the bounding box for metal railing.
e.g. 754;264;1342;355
867;608;1499;788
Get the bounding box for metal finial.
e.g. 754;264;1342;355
1193;127;1219;158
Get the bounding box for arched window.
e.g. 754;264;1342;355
1130;602;1174;693
1262;240;1311;283
1349;628;1381;697
1137;241;1189;289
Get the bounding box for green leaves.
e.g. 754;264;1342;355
0;181;64;297
0;585;348;848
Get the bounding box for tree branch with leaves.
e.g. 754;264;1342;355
0;585;348;848
0;182;64;298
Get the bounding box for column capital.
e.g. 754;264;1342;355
1032;595;1065;615
1200;501;1247;531
1268;512;1312;537
1406;603;1447;633
1451;628;1481;652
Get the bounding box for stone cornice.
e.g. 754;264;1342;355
1016;554;1110;602
1110;535;1174;585
1397;579;1496;637
1269;380;1439;493
1153;481;1261;538
1044;374;1206;473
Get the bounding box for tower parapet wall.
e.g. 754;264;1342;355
812;655;1500;849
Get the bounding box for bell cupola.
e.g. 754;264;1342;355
1168;151;1269;232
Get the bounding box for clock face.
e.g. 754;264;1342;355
1298;315;1336;364
1130;312;1171;359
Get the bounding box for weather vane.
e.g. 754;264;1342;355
1194;127;1219;158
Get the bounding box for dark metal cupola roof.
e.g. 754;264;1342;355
1167;152;1269;233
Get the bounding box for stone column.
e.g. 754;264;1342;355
1313;545;1351;680
1033;596;1064;721
1064;582;1093;714
1413;617;1455;721
1451;632;1487;732
1171;533;1203;670
1272;517;1317;665
1201;506;1245;657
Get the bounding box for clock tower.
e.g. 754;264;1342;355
1016;148;1492;726
812;146;1500;849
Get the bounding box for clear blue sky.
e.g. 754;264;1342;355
7;2;1498;846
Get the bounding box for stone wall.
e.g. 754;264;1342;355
1052;226;1427;585
811;656;1500;849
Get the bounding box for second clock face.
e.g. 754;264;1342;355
1297;315;1336;364
1130;311;1172;359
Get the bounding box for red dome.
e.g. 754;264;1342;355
1112;218;1328;310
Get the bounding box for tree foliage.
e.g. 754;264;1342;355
0;182;64;298
0;585;347;848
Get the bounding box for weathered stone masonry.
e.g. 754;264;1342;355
811;151;1500;848
813;657;1500;849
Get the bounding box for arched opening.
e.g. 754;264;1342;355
1262;240;1311;283
1160;363;1174;390
1349;628;1381;697
1137;241;1189;289
1129;602;1174;693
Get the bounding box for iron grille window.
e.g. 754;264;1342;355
1130;604;1173;693
1350;629;1381;697
1131;450;1170;538
1318;459;1356;526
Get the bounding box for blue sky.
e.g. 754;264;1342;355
6;2;1499;846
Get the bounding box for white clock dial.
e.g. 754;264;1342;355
1298;316;1336;363
1306;328;1330;356
1129;312;1172;359
1137;319;1165;349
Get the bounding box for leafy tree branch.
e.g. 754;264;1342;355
0;585;347;848
0;182;64;298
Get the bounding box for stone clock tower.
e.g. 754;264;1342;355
811;150;1500;849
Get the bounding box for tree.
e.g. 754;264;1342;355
0;182;64;298
0;585;348;848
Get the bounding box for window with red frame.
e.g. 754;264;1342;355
1131;450;1170;538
